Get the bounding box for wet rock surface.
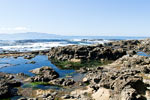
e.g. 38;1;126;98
81;55;150;100
137;38;150;53
50;78;75;86
48;44;127;61
0;72;22;97
30;66;59;82
57;54;150;100
47;39;150;62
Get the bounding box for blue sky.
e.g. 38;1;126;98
0;0;150;36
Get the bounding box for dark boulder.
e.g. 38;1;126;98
0;72;21;97
30;66;59;82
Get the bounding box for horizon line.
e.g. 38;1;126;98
0;32;149;37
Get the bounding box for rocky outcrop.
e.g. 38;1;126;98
113;55;150;74
81;54;150;100
3;38;150;100
48;44;126;61
50;78;75;86
24;54;36;59
137;38;150;53
105;40;140;50
92;88;111;100
30;66;59;82
47;39;150;62
108;39;150;54
62;88;93;100
0;72;21;97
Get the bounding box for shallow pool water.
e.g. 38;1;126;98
0;55;75;77
21;83;63;90
137;52;150;57
0;55;84;99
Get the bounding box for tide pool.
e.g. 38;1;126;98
0;55;75;77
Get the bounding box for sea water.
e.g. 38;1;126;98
0;36;147;53
0;55;84;91
0;55;75;77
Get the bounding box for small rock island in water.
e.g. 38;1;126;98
1;38;150;100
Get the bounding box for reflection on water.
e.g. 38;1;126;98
0;55;85;99
0;55;75;77
21;83;62;90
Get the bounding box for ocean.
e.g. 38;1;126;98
0;36;147;53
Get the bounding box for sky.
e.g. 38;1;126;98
0;0;150;36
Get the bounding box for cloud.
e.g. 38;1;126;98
14;27;28;31
0;26;30;34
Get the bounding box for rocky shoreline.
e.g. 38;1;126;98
1;39;150;100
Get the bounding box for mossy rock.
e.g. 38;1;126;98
51;59;113;70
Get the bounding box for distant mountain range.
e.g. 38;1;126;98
0;32;147;40
0;32;64;40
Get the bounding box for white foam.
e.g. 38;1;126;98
0;42;77;52
0;39;110;52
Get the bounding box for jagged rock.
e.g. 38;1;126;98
82;54;150;100
0;72;21;97
62;94;73;99
141;65;150;73
137;38;150;53
127;50;136;56
50;78;75;86
48;45;126;61
92;88;111;100
69;89;93;100
30;66;59;82
121;86;137;100
24;54;36;59
82;77;89;83
26;61;36;64
17;97;27;100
